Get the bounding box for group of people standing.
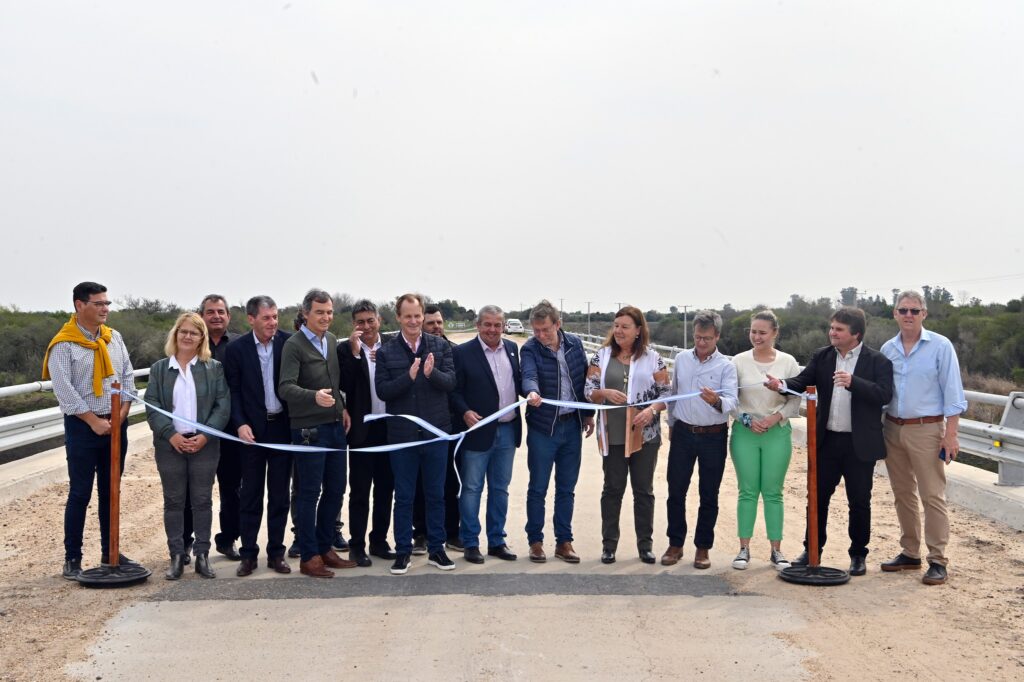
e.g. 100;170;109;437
46;283;964;586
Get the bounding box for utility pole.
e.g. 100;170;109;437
585;301;592;336
684;303;692;348
559;298;564;316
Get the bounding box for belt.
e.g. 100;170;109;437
266;411;283;421
556;412;577;422
95;413;111;420
676;421;727;434
886;414;943;426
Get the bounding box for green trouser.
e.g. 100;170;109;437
729;422;792;541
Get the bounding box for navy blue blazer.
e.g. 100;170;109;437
223;330;292;442
452;337;523;452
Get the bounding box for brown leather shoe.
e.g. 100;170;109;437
554;541;580;564
267;556;292;574
321;549;358;569
299;555;334;578
661;546;684;566
693;548;711;569
529;542;546;563
236;557;258;577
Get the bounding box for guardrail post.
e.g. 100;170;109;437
998;392;1024;486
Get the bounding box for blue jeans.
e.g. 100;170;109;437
390;441;447;555
290;422;347;563
63;415;128;562
666;423;728;549
459;422;516;549
525;418;582;545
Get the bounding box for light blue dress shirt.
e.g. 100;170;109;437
881;329;967;419
300;324;328;359
668;349;738;427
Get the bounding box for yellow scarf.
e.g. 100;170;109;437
42;314;115;397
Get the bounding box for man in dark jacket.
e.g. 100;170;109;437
766;307;893;576
375;293;457;574
521;300;594;564
338;300;396;567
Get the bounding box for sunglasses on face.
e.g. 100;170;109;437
897;308;923;316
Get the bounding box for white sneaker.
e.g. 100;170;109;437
731;547;750;570
770;549;791;570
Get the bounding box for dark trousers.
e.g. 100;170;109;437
665;423;728;549
602;440;659;552
182;439;242;549
291;422;347;563
392;441;448;554
413;443;460;542
805;431;875;558
348;422;394;551
155;440;220;556
63;416;128;562
238;418;292;560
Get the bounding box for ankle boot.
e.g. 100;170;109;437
194;552;216;579
165;554;185;580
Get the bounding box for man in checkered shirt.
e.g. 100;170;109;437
44;281;137;579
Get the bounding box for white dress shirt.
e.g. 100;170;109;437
169;355;198;434
827;343;861;432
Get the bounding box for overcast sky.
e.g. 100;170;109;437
2;1;1022;315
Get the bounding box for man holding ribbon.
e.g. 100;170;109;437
375;293;458;575
43;281;137;580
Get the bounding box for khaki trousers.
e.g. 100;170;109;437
883;421;949;565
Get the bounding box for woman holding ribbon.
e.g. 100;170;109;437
584;306;670;564
146;312;230;580
729;309;800;570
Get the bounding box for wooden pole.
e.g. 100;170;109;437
806;386;819;568
108;381;122;566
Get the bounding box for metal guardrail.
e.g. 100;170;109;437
2;357;1023;486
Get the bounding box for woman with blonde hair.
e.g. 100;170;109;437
146;312;230;580
729;309;800;570
585;306;670;564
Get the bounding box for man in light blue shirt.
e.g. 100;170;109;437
661;310;738;569
879;290;967;586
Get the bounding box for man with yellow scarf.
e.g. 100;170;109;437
42;281;138;580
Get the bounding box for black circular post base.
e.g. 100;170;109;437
778;564;850;586
76;563;152;588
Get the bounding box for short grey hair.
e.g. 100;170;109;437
199;294;228;314
530;299;560;325
476;305;504;325
245;295;277;317
351;299;378;318
301;288;332;314
693;310;722;335
896;290;927;310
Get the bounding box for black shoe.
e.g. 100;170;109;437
923;563;948;585
350;548;372;568
464;547;485;564
849;556;867;576
639;549;656;565
369;543;397;561
428;550;456;571
791;551;809;567
881;553;923;572
62;559;82;580
165;554;185;581
287;540;300;559
195;552;216;578
216;542;241;561
601;549;616;564
445;538;465;552
487;544;518;561
102;553;140;567
412;536;428;556
332;531;349;552
390;553;412;575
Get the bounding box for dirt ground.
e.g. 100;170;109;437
2;433;1023;680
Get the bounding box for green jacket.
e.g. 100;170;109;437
145;356;231;443
278;331;345;428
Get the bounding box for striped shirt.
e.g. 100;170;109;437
46;323;136;415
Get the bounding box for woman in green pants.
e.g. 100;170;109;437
729;310;801;570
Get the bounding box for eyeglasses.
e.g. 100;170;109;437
693;334;717;343
87;301;112;308
896;308;923;316
177;329;203;338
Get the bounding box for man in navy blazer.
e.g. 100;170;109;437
451;305;523;564
223;296;294;577
767;307;893;577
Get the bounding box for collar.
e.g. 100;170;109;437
169;355;198;371
478;336;504;353
692;348;719;364
76;321;98;341
837;342;862;360
402;332;422;350
252;331;275;347
300;325;324;344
